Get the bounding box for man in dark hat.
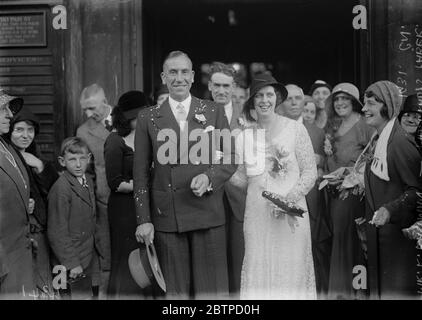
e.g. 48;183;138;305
398;94;422;138
208;62;246;297
133;51;237;298
76;83;112;298
0;90;35;298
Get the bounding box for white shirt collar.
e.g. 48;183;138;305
77;174;87;186
168;95;192;115
296;116;303;123
101;105;112;126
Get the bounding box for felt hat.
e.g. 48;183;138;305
10;107;40;135
116;90;149;120
308;80;332;96
247;73;288;103
398;94;422;121
325;82;363;114
0;88;23;115
128;243;166;293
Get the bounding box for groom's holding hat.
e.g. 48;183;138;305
133;51;237;298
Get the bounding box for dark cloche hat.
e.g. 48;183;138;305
247;73;288;103
398;94;422;121
308;80;332;96
116;90;149;120
10;107;40;135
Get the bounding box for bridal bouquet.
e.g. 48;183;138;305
268;146;290;180
262;191;305;218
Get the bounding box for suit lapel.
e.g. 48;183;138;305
0;140;29;213
155;100;181;136
63;171;93;208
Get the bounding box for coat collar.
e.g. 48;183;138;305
62;170;94;208
0;137;30;214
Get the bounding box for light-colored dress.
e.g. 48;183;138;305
231;115;317;299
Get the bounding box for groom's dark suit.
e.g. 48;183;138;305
133;96;237;297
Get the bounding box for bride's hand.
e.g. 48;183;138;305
287;215;299;233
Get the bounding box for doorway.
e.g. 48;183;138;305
143;0;361;98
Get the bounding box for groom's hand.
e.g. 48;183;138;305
190;174;210;197
135;223;154;244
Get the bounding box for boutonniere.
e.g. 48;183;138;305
238;117;245;126
194;113;207;125
203;125;215;133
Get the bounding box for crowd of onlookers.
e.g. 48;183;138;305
1;56;422;299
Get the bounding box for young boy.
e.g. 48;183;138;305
48;137;97;299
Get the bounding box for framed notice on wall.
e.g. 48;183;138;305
0;11;47;47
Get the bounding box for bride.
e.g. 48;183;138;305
231;74;317;299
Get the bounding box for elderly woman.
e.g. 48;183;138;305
362;81;421;299
6;106;58;296
324;83;374;299
0;90;35;298
231;74;317;299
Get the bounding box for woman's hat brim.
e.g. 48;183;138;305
128;243;166;292
246;81;288;107
0;94;23;115
325;89;363;112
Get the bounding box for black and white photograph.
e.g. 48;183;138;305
0;0;422;308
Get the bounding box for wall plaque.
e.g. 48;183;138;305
0;11;46;47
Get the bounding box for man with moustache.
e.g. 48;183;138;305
208;62;246;297
280;84;332;298
133;51;237;298
0;89;34;298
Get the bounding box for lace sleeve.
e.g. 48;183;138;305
229;131;248;189
286;123;317;203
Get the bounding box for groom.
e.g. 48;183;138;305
133;51;237;298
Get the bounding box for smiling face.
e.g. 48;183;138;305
362;96;388;132
161;55;195;102
400;112;422;135
312;87;331;109
333;93;353;118
303;102;317;124
208;72;235;105
11;120;35;151
254;86;277;119
0;102;13;135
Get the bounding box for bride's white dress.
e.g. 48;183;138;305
231;115;317;300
